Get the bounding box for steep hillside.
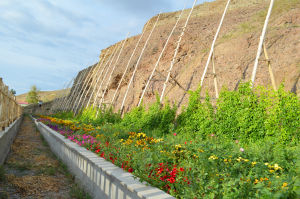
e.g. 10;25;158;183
64;0;300;113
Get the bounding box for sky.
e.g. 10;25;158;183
0;0;212;95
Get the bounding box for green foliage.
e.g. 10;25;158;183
48;82;299;198
26;85;39;104
177;82;300;144
0;166;5;182
121;95;177;135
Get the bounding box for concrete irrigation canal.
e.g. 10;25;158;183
0;116;90;199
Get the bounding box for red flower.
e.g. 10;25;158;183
167;177;176;183
180;168;184;172
173;133;177;136
128;168;133;173
100;152;105;158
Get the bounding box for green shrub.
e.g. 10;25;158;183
121;95;177;135
177;82;299;144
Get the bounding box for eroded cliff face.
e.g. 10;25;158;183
70;0;300;113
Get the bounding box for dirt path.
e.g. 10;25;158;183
0;116;90;199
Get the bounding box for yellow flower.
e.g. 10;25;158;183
251;161;257;166
276;176;280;178
254;179;259;184
208;155;218;160
274;164;282;171
282;182;288;188
269;169;275;173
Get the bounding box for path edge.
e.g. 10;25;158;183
0;116;23;165
31;116;174;199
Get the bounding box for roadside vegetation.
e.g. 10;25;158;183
37;83;299;198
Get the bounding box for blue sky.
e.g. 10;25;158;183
0;0;211;95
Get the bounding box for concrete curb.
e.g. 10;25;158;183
34;118;174;199
0;116;23;165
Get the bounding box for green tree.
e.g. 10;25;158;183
26;85;39;104
10;89;16;95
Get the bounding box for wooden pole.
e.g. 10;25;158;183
251;0;274;87
111;21;151;105
160;0;197;102
263;43;277;90
211;51;219;98
71;66;94;113
98;33;129;107
85;49;111;108
120;13;161;114
64;68;89;112
80;57;108;110
200;0;231;87
56;77;75;111
138;4;186;106
92;44;120;108
73;64;99;114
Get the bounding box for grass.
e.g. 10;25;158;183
6;162;32;171
69;184;92;199
218;0;300;44
0;166;5;182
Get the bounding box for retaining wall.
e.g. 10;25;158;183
0;116;23;165
33;118;174;199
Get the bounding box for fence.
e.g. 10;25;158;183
0;78;22;131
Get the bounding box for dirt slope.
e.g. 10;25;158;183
68;0;300;112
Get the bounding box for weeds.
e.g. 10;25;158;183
69;184;92;199
0;166;5;182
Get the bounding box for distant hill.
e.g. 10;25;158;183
16;89;70;104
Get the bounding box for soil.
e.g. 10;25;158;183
0;116;90;199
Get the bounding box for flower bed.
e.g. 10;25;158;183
37;115;298;198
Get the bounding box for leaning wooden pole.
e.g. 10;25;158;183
110;21;151;105
92;44;120;108
63;69;89;112
98;33;129;107
211;52;219;99
57;77;75;111
160;0;197;102
80;56;108;110
263;43;277;90
71;66;94;113
120;13;161;113
85;49;111;108
50;80;68;112
200;0;231;87
52;78;72;112
138;4;186;107
73;64;100;114
251;0;274;87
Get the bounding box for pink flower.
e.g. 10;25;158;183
240;147;244;152
235;140;239;144
173;133;177;136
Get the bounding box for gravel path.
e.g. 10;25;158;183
0;116;90;199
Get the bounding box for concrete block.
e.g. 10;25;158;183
0;116;23;165
34;120;174;199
